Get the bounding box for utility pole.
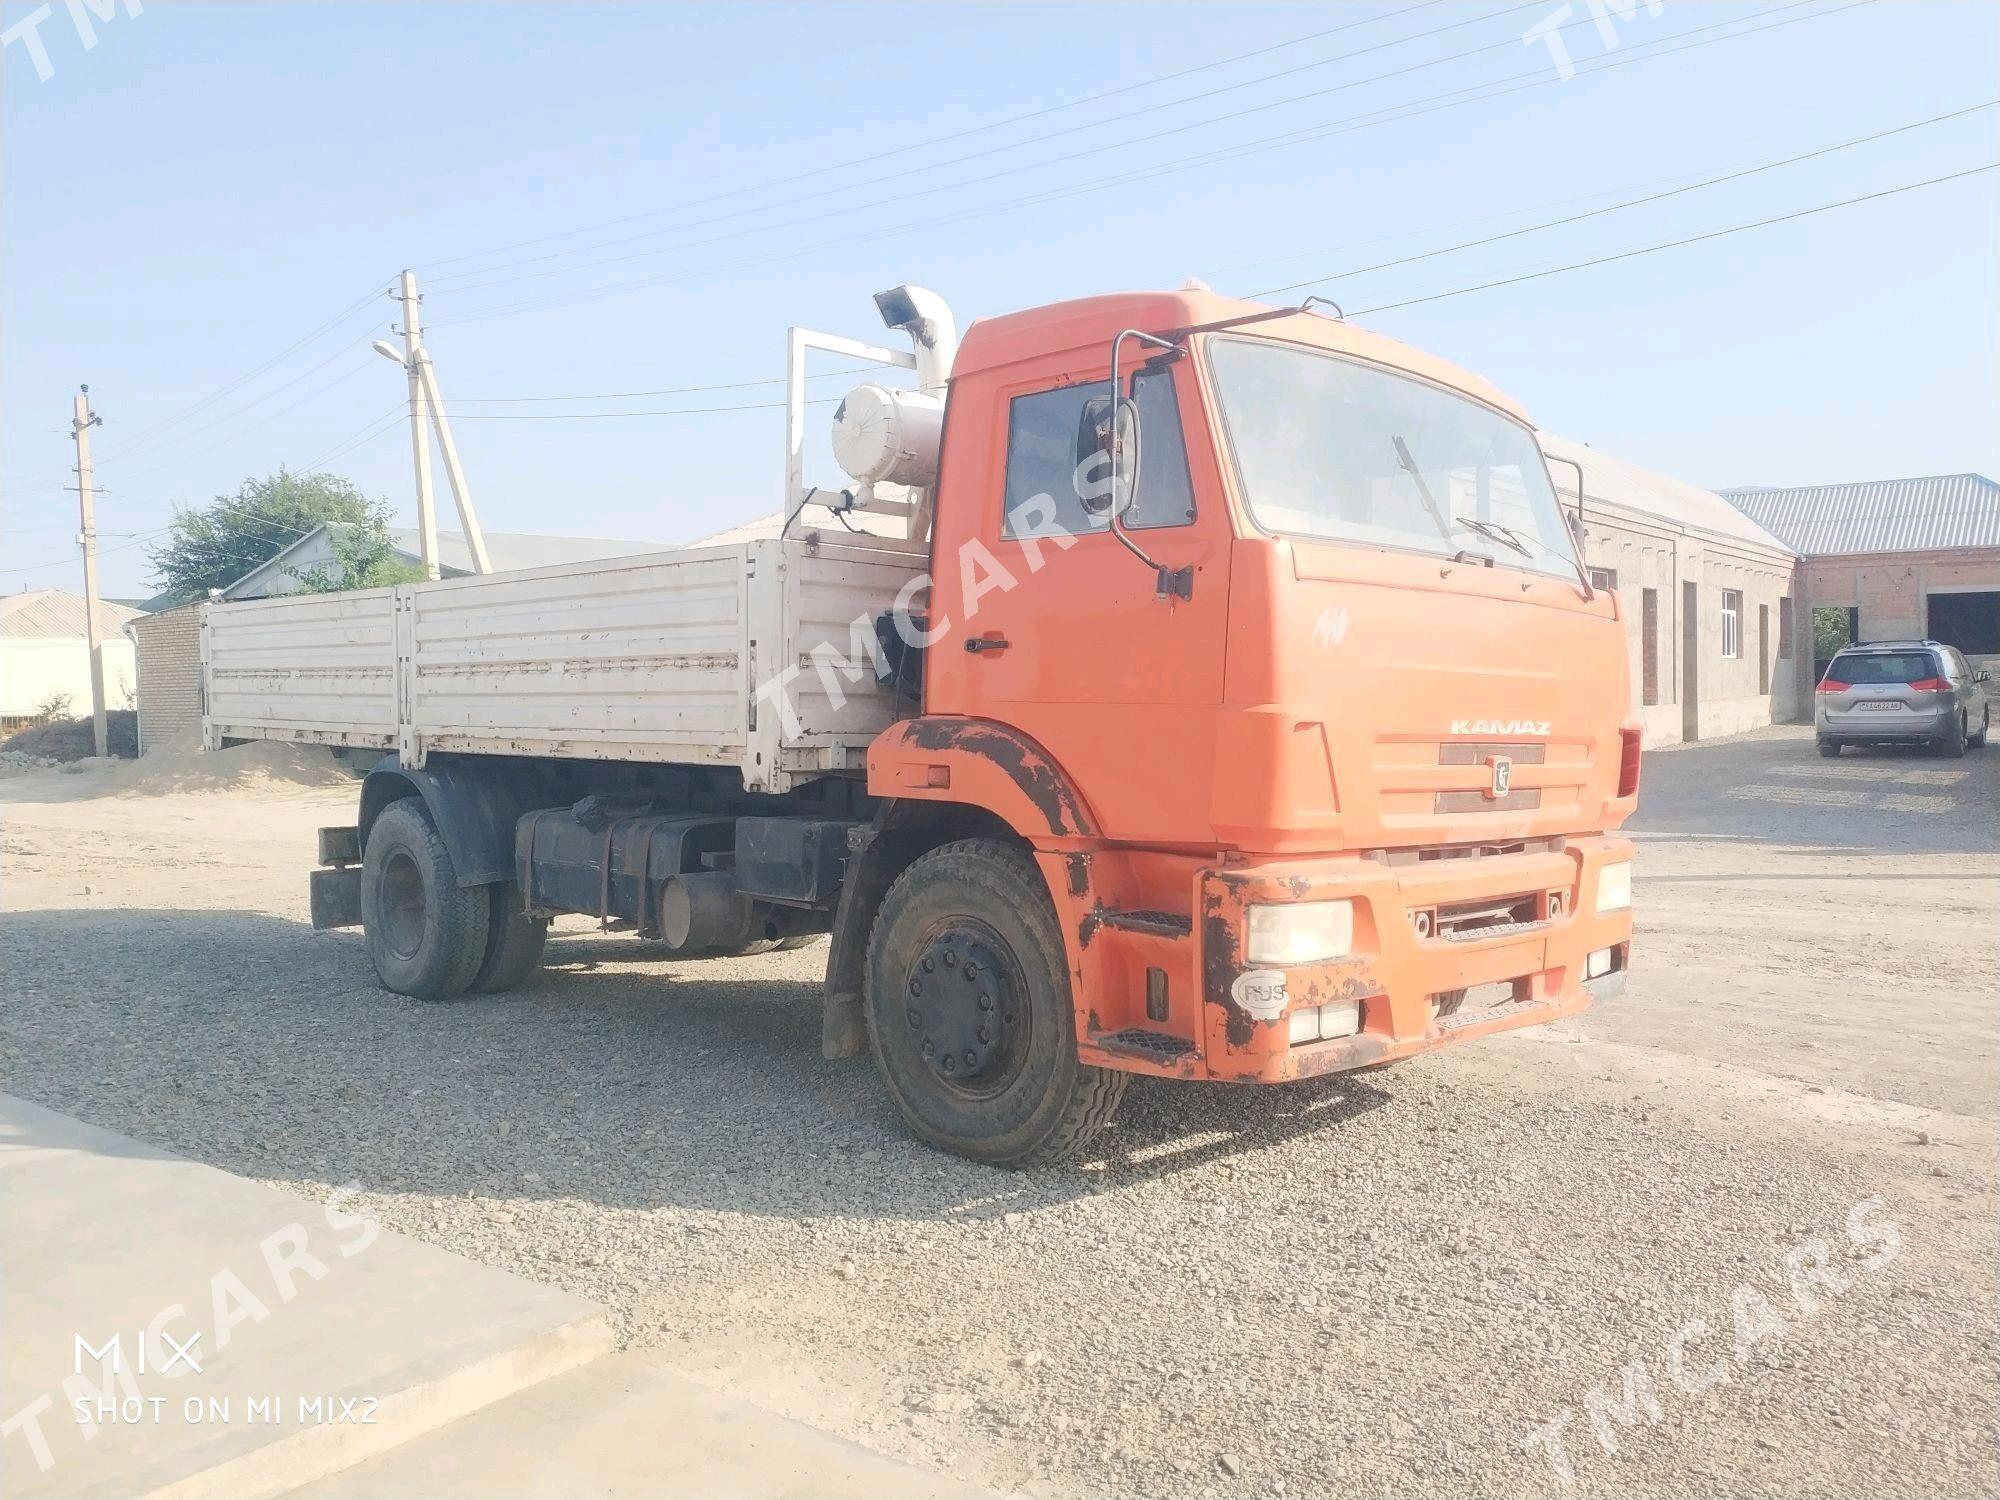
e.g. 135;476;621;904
380;270;490;577
397;271;441;580
70;386;108;758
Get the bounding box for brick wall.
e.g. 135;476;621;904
128;604;204;754
1799;549;2000;681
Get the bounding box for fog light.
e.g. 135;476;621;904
1594;861;1632;915
1586;946;1614;979
1287;997;1363;1045
1246;900;1355;965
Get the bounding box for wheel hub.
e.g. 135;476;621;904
903;929;1020;1087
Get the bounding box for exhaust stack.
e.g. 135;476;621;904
873;284;958;395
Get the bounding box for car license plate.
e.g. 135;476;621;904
1856;701;1902;711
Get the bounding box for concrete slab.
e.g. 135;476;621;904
282;1351;993;1500
0;1093;611;1500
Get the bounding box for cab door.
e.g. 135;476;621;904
928;356;1233;844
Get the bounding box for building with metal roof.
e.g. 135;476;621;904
1719;473;2000;556
1;588;141;729
1541;435;1805;746
1717;473;1999;686
218;524;675;600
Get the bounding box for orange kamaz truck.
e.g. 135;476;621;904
208;283;1639;1165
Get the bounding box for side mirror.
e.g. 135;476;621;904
1075;393;1140;518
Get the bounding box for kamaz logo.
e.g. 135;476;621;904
1450;718;1550;736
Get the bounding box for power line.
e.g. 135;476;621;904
448;364;881;405
415;1;1453;275
441;397;841;421
92;341;373;471
1249;100;1998;298
1346;163;1998;317
430;0;1850;331
426;0;1560;297
87;281;391;463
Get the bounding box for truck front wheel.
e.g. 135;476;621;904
863;838;1125;1166
361;800;491;1001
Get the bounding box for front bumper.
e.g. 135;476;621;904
1196;835;1634;1083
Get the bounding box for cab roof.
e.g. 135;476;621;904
951;289;1531;426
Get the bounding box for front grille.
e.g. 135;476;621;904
1435;788;1543;813
1414;893;1548;944
1438;741;1548;765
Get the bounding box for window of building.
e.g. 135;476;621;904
1776;596;1793;659
1721;589;1742;659
1758;604;1770;693
1588;566;1617;592
1001;368;1195;539
1927;590;2000;656
1640;587;1659;706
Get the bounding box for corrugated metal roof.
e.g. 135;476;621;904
1719;473;2000;556
1540;433;1794;556
1;588;144;639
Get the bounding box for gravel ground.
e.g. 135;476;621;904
2;727;1995;1498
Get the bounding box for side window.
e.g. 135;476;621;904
1001;370;1196;538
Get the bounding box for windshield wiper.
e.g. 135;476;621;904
1451;515;1533;559
1391;436;1453;543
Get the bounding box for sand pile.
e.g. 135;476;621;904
93;729;359;795
0;711;138;761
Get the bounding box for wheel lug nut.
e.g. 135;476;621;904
977;992;992;1010
963;1049;977;1067
906;1007;922;1030
922;1041;934;1058
921;957;934;973
977;1027;990;1044
942;951;956;969
909;978;922;996
942;1056;955;1072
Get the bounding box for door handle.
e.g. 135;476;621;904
964;634;1010;655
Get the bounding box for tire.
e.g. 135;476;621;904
1817;738;1841;758
360;800;491;1001
472;881;548;994
1939;713;1968;759
863;838;1126;1167
1971;708;1990;749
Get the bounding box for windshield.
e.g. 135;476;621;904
1205;335;1581;579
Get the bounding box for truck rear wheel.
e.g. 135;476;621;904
472;881;548;994
863;838;1125;1167
361;800;491;1001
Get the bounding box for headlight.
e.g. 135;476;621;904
1245;900;1354;965
1595;861;1632;914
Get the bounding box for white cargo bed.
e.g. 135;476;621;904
202;534;927;793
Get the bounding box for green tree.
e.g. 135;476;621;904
294;512;427;594
147;470;392;602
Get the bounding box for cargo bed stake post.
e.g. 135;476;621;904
375;272;492;578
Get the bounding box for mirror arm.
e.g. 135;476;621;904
1543;452;1595;600
1106;328;1190;601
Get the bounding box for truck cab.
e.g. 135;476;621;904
857;288;1638;1153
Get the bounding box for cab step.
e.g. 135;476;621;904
1095;1028;1198;1062
1097;909;1193;938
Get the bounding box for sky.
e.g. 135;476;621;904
3;0;1995;600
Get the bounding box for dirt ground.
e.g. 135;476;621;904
2;726;1995;1499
